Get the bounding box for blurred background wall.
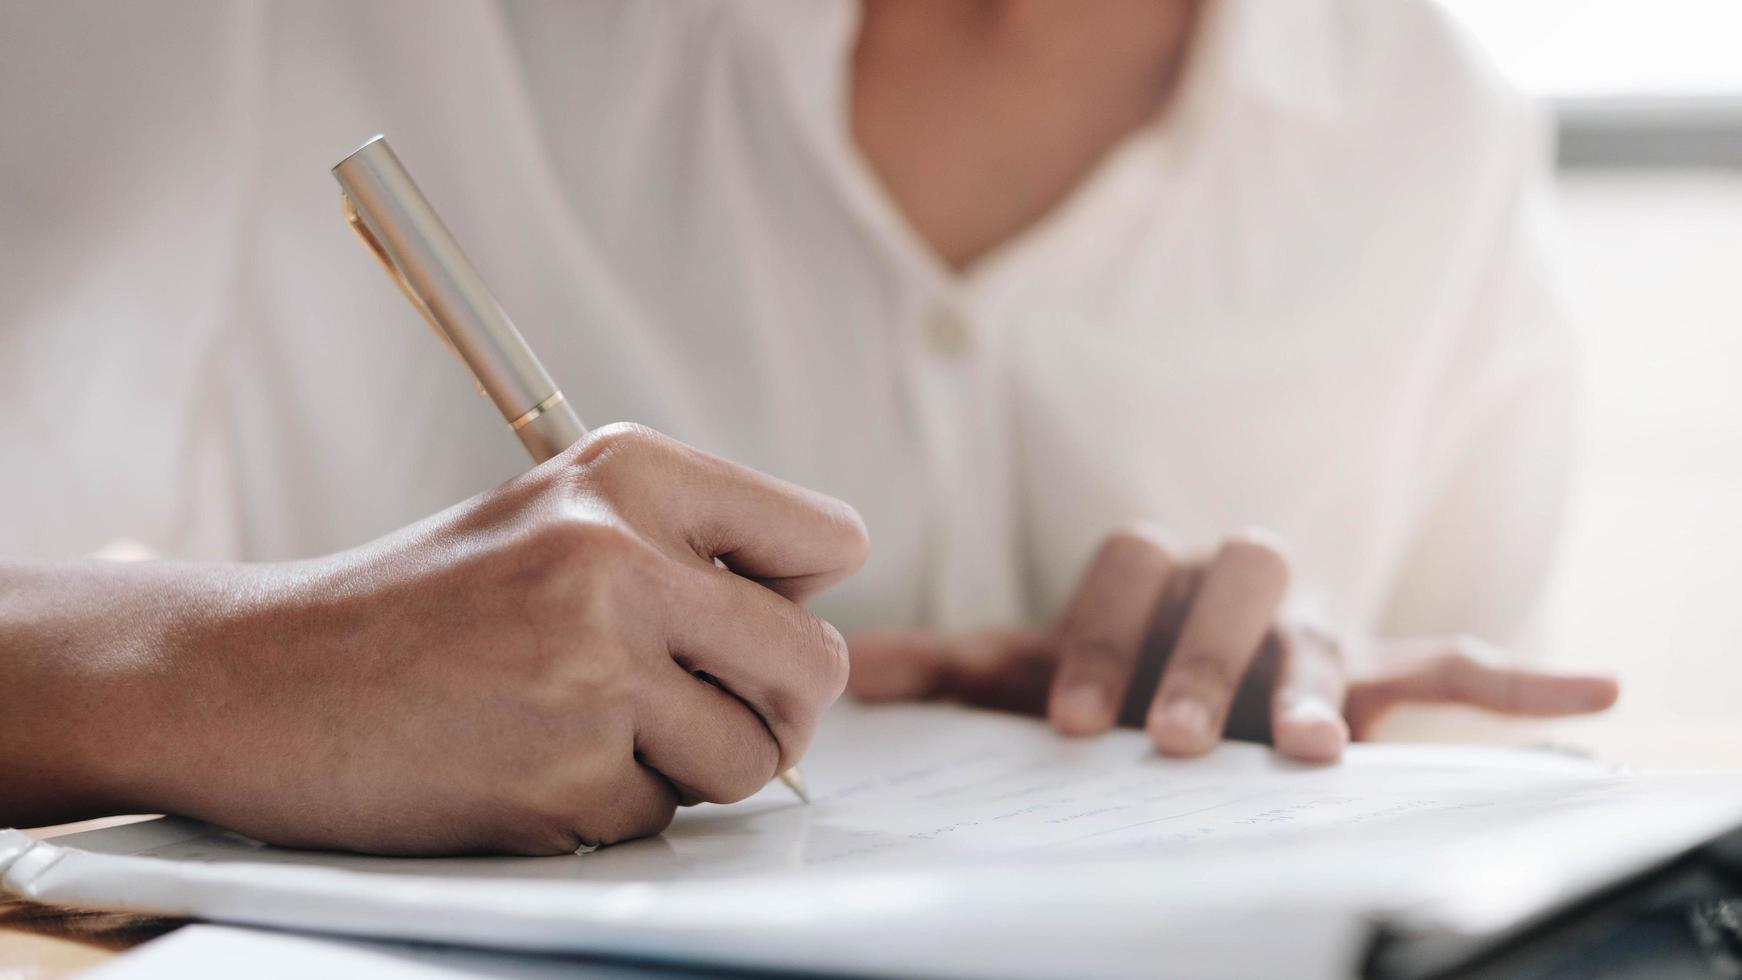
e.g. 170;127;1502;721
1399;1;1741;757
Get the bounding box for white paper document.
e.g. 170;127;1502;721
7;702;1742;979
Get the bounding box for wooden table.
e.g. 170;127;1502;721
1;818;183;979
6;711;1740;977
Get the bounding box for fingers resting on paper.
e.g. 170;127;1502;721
1145;531;1289;756
1037;524;1291;758
847;524;1619;766
1046;527;1178;736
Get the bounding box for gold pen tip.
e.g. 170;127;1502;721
778;767;810;804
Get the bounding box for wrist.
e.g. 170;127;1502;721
0;560;292;825
101;561;305;822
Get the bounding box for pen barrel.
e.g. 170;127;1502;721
515;394;588;463
333;136;570;434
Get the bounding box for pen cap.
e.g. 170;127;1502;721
332;136;564;430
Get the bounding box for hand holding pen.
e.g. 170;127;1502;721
334;137;849;811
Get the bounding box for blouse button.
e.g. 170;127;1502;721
923;302;976;358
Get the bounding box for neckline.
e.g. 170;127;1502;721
811;0;1228;305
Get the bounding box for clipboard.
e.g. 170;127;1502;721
1367;820;1742;978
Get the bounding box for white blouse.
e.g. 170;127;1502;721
0;0;1575;645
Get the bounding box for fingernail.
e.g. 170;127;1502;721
1278;697;1349;763
1282;696;1342;727
1153;700;1212;754
1059;684;1109;733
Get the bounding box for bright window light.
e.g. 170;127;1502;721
1438;0;1742;99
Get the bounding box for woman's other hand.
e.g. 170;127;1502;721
848;526;1616;762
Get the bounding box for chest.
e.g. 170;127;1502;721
848;2;1198;272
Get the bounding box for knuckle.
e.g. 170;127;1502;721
1098;524;1174;572
1317;631;1347;671
567;422;670;493
1218;528;1293;589
1433;649;1468;674
1430;648;1482;697
1435;637;1489;678
515;518;658;624
1291;618;1346;670
575;421;665;461
1447;634;1495;665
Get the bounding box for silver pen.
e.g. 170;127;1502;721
332;135;810;805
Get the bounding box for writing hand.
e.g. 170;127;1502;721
1;424;867;854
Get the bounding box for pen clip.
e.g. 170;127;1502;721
341;190;486;398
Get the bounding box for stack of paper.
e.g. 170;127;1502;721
6;703;1741;978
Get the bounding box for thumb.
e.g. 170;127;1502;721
1345;639;1619;739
